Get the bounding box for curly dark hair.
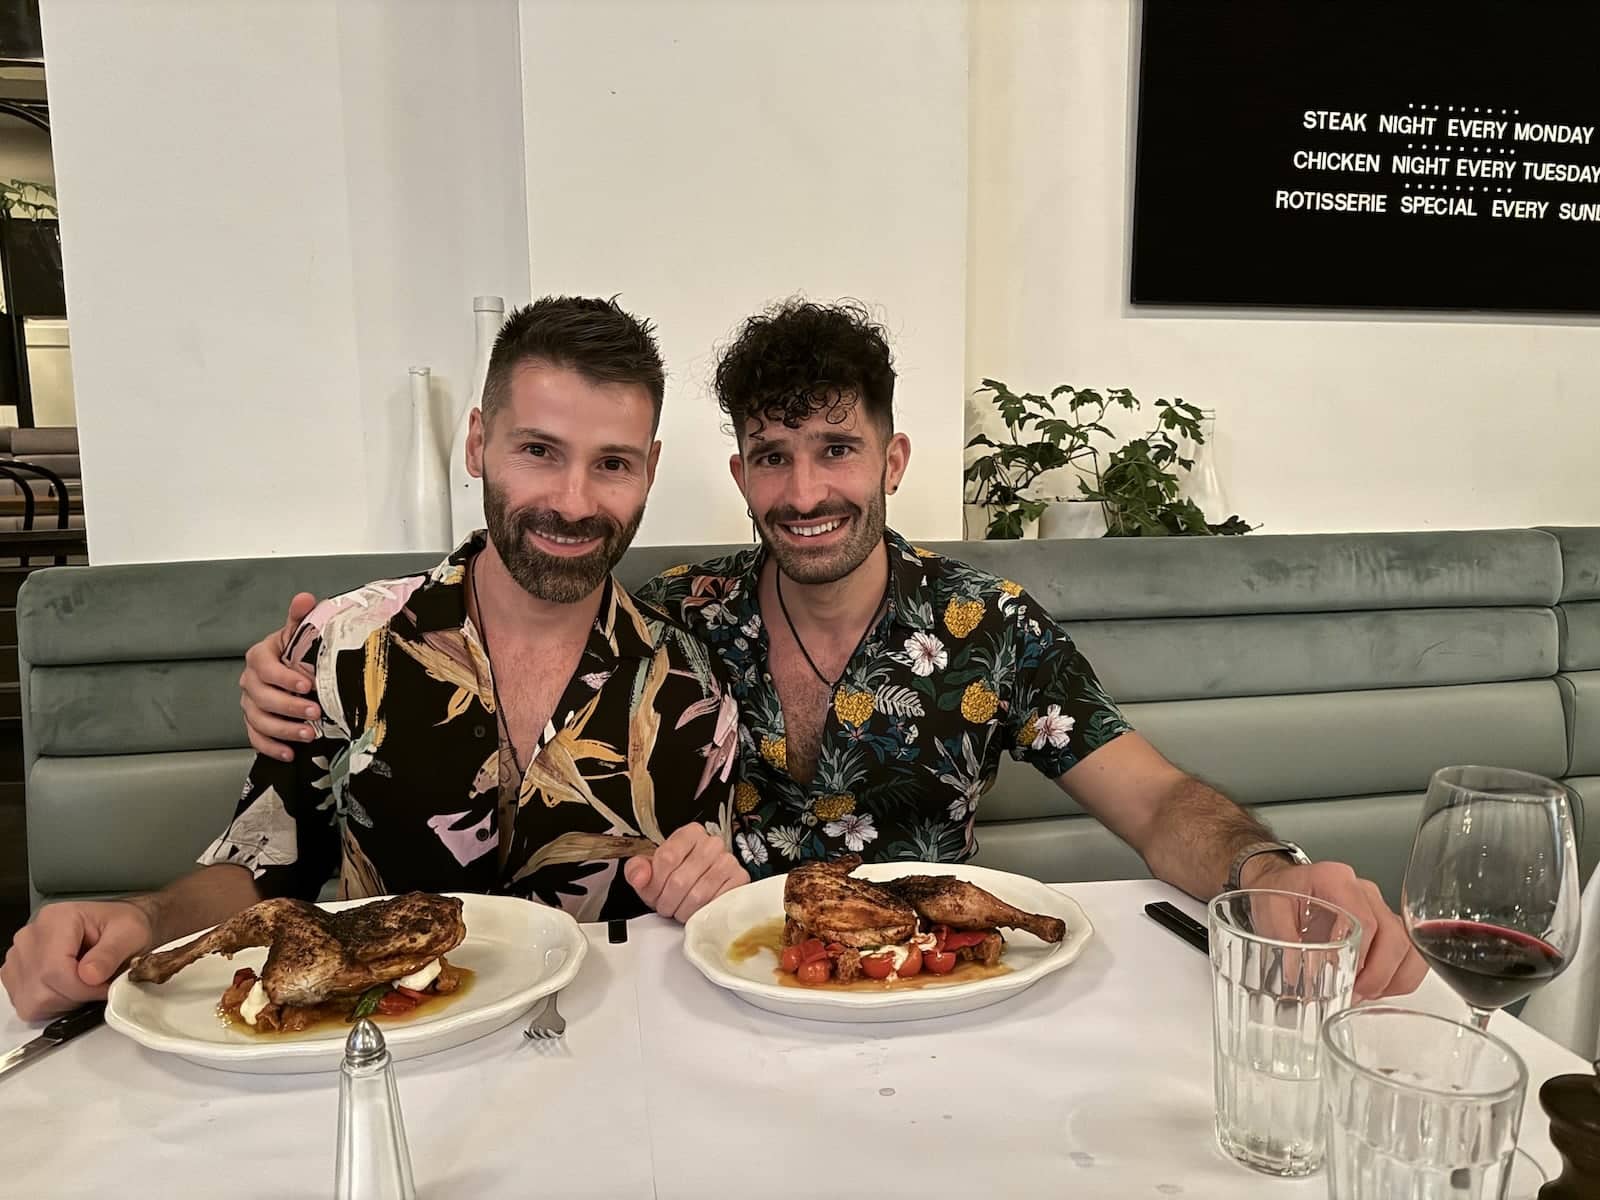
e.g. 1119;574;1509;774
482;295;665;430
713;299;896;442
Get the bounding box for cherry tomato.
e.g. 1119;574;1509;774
923;950;958;974
861;952;897;980
232;968;257;988
796;958;832;986
898;946;923;977
798;938;829;964
779;945;803;973
394;986;430;1002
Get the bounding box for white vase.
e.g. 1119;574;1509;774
408;368;450;551
1039;500;1107;539
1184;410;1228;522
449;295;504;542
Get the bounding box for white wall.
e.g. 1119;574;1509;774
519;0;969;545
42;0;1599;565
40;0;529;564
967;1;1600;535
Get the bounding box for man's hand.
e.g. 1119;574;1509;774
1;901;155;1021
241;592;321;762
1246;857;1427;1002
623;825;749;922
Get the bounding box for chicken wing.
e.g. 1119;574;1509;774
783;855;918;948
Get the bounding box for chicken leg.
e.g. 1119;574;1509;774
886;876;1066;943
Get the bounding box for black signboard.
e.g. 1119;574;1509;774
1131;0;1600;312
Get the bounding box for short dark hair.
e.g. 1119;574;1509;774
482;295;666;430
713;299;896;443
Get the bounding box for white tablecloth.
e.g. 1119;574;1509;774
0;880;1586;1198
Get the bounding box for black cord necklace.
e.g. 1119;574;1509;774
774;566;889;690
469;553;524;781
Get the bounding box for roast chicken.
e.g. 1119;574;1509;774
127;892;467;1007
783;855;1066;946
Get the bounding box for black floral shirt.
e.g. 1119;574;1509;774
636;530;1132;877
201;534;740;921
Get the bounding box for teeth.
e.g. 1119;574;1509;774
786;519;843;538
543;533;589;545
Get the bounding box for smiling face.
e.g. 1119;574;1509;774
467;359;660;603
730;395;910;585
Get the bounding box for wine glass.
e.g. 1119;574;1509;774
1401;764;1581;1033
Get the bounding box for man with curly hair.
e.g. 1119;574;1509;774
237;298;1423;1002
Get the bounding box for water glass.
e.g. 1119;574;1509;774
1209;889;1362;1176
1321;1006;1527;1200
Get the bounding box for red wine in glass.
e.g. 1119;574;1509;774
1402;765;1580;1032
1409;919;1566;1011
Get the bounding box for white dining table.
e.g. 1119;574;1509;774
0;878;1586;1198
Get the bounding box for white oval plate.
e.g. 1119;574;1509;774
683;861;1092;1023
106;893;586;1074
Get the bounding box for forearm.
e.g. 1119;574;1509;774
121;864;264;949
1136;776;1275;901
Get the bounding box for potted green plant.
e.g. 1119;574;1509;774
965;379;1253;538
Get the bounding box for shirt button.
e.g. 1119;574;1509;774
475;828;492;842
474;724;488;738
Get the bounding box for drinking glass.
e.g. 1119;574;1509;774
1209;889;1362;1175
1402;765;1581;1031
1321;1005;1527;1199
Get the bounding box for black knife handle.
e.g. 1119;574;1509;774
43;1002;106;1042
1144;901;1210;954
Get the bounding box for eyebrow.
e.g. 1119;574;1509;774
507;427;646;457
747;430;867;449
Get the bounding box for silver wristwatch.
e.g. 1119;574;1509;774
1226;840;1311;892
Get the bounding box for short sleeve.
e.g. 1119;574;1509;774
1000;588;1134;779
197;630;344;900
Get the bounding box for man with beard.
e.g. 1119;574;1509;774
236;300;1425;1002
1;297;746;1022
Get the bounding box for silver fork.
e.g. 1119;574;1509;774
522;991;566;1041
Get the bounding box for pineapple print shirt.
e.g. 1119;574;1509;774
636;529;1132;877
199;533;740;921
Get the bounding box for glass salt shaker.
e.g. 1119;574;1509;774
335;1018;417;1200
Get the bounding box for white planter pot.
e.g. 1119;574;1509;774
1039;501;1107;539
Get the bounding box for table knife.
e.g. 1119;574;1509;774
0;1002;106;1081
1144;901;1209;954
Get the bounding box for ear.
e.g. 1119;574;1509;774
466;408;486;480
646;440;662;489
883;432;911;496
728;451;748;498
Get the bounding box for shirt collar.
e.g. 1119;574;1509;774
726;527;935;634
881;528;936;632
408;530;655;663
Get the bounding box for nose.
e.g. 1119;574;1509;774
547;463;600;522
787;455;830;516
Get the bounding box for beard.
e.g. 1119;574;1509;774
483;479;645;604
759;476;887;586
